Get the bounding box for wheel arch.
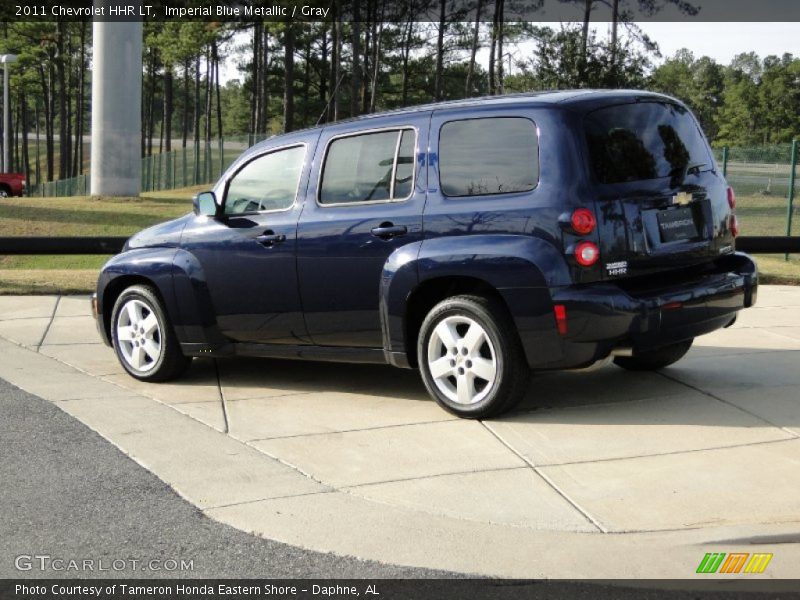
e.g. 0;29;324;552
380;234;570;369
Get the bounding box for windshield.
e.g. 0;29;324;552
584;101;713;185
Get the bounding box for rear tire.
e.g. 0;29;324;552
417;294;530;419
111;284;191;382
613;339;693;371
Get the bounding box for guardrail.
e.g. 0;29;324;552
0;236;797;255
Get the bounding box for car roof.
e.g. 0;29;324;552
247;89;679;153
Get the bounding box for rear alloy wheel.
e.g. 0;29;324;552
613;339;693;371
111;285;191;381
418;295;529;419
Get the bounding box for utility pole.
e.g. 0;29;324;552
0;54;18;173
90;2;143;196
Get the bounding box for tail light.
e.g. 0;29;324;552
553;304;568;335
729;214;739;238
575;241;600;266
727;187;736;209
570;208;596;234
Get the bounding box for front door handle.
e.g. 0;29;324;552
370;223;408;240
256;231;286;246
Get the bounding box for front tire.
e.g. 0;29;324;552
417;295;530;419
613;339;693;371
111;284;191;382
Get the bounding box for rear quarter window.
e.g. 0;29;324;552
439;117;538;197
584;102;713;184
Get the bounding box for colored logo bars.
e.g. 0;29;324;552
696;553;773;574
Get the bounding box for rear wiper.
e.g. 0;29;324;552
670;162;707;187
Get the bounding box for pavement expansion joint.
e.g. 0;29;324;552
213;358;231;434
35;295;61;351
479;420;606;533
243;417;457;443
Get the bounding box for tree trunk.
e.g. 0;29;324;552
260;29;270;134
250;22;260;136
488;0;499;95
35;100;41;186
21;95;30;189
302;29;311;125
65;29;73;176
434;0;446;101
609;0;620;85
369;2;385;113
401;19;413;105
39;64;54;182
362;0;373;114
283;25;295;133
55;21;68;179
320;26;329;113
580;0;593;82
496;0;504;94
350;4;361;117
465;0;483;96
182;59;189;148
73;21;87;175
193;55;201;180
163;68;173;152
214;43;222;141
329;3;340;122
204;46;212;143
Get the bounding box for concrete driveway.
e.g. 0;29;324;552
1;286;799;579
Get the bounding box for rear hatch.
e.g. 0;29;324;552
583;100;735;280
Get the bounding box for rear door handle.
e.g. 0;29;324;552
370;224;408;240
256;232;286;246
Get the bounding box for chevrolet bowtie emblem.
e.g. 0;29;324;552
672;192;693;206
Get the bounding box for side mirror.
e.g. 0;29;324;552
193;191;218;217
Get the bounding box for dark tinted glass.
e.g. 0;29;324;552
584;102;713;184
320;131;398;204
393;130;415;199
439;117;538;197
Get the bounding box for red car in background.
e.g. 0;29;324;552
0;172;26;197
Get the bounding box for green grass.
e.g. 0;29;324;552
0;187;204;294
1;188;798;294
736;194;794;237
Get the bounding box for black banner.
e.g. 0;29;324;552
3;580;800;600
3;0;800;23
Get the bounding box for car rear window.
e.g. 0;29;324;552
584;102;713;184
439;117;538;197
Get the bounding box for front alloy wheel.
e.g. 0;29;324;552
111;285;191;382
418;295;530;419
116;298;162;373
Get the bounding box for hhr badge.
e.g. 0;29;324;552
605;260;628;276
672;192;693;206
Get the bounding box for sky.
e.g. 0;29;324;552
636;22;800;64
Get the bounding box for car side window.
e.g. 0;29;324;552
319;129;416;205
224;145;305;215
439;117;538;197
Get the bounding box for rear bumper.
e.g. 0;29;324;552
536;252;757;369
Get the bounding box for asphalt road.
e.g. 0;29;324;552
1;376;795;599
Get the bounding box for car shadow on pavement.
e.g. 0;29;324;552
182;346;800;430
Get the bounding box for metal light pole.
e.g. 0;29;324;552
0;54;18;173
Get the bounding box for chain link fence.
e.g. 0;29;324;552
714;142;798;238
28;134;272;198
